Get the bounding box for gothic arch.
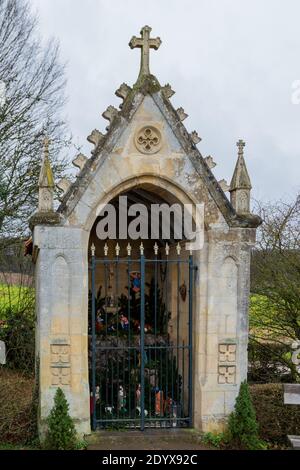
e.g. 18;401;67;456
81;173;200;238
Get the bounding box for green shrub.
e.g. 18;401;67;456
248;339;293;384
202;432;224;448
226;381;267;450
44;388;77;450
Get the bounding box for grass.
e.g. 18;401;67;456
0;442;36;450
0;284;34;315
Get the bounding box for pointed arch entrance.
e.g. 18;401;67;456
87;180;197;430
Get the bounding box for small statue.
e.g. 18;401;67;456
136;383;141;407
171;402;177;427
95;385;100;402
120;314;129;331
155;389;164;416
118;385;126;410
96;312;104;332
165;397;177;427
136;406;148;417
133;319;140;332
130;271;141;293
108;323;116;333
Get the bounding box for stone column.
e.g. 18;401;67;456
196;226;255;433
33;224;90;437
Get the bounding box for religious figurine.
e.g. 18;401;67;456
136;383;141;407
108;322;116;333
133;319;140;333
155;389;164;416
136;406;148;417
105;406;113;414
171;402;177;427
130;271;141;293
165;397;177;427
96;311;104;332
133;319;151;334
119;314;129;331
118;385;126;410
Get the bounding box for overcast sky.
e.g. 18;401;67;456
30;0;300;202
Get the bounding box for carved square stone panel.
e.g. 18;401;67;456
218;366;236;384
219;344;236;363
51;344;70;365
51;367;71;386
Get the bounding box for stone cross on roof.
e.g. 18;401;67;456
129;26;161;78
237;139;245;156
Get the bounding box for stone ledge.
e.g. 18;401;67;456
29;211;62;230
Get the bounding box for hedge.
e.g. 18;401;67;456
0;368;36;444
250;383;300;446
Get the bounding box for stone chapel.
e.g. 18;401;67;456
30;26;261;436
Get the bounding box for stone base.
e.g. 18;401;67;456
199;416;228;434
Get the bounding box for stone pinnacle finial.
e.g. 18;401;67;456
129;25;161;78
230;138;252;214
39;137;54;188
230;139;251;191
38;137;54;212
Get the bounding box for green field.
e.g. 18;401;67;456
0;284;34;318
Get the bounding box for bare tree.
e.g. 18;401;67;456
0;0;70;239
250;193;300;381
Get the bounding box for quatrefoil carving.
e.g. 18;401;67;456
135;126;162;154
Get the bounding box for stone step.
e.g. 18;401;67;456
86;428;200;445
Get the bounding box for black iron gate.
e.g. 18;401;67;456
89;243;194;430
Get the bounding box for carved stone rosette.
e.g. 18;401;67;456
135;126;162;154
